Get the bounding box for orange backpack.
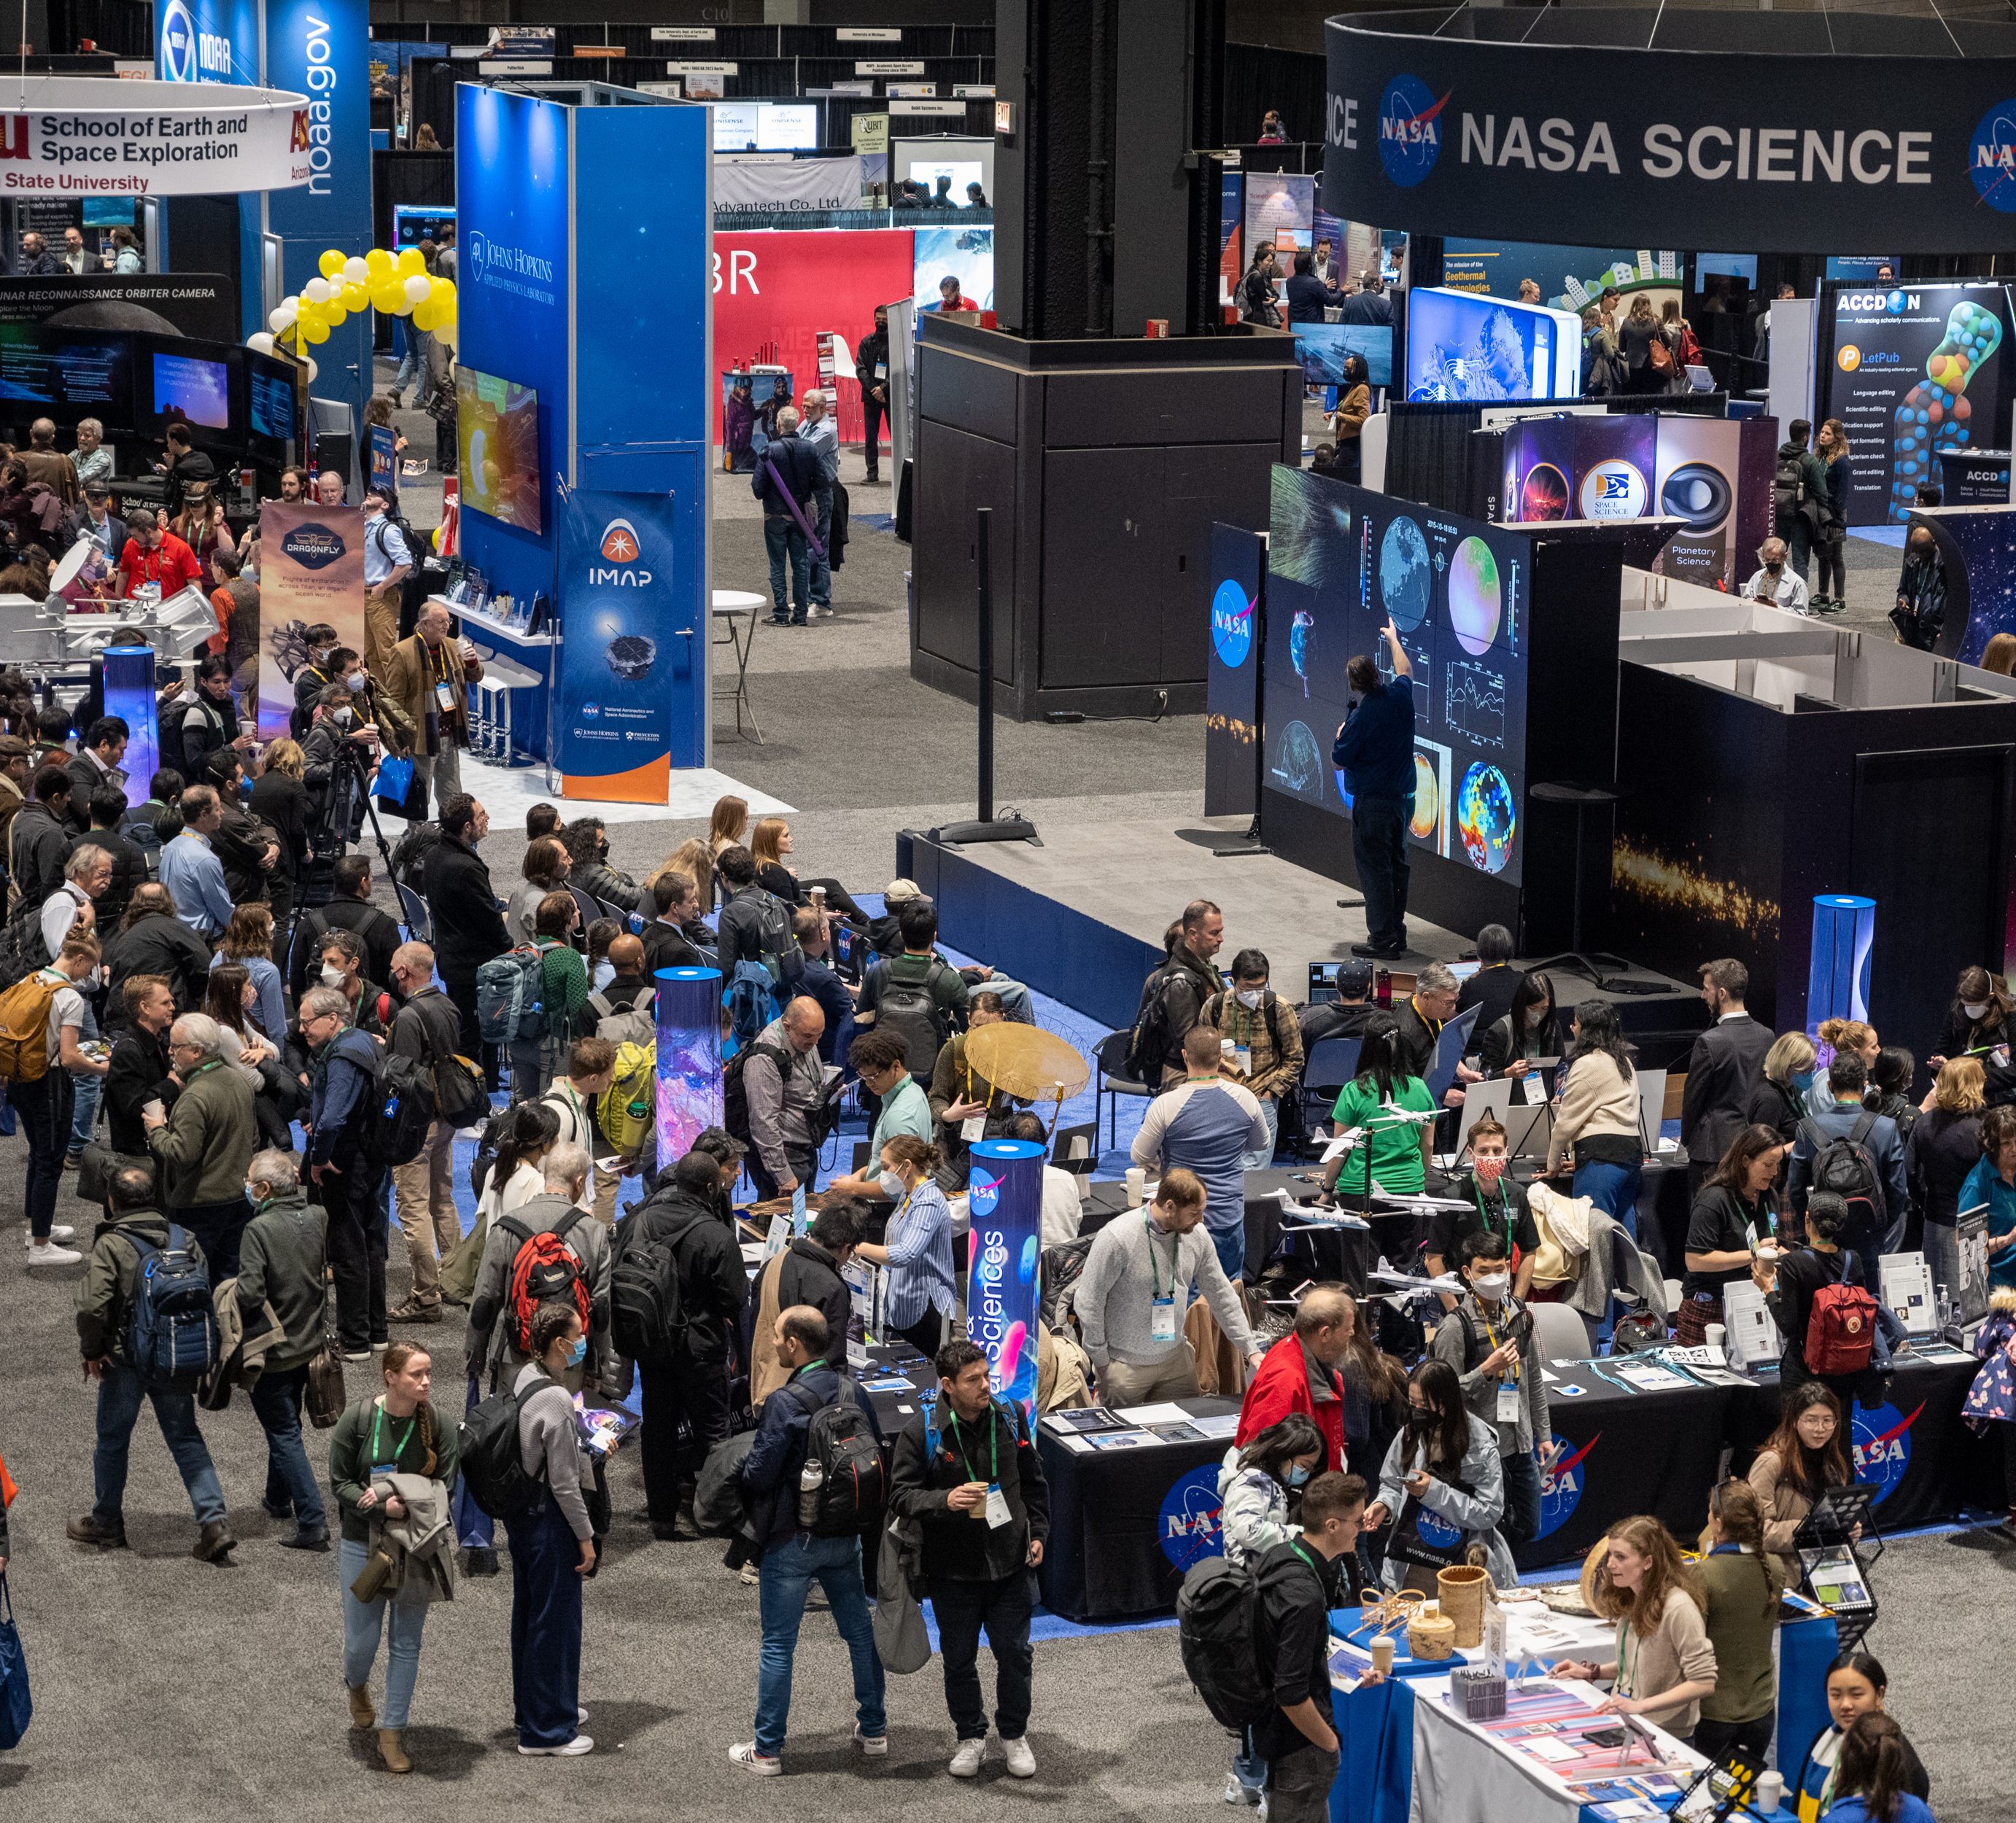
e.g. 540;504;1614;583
0;971;62;1083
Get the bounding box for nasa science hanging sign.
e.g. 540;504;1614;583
1325;9;2016;254
0;77;312;199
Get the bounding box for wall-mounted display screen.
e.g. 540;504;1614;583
1266;466;1530;885
152;351;230;430
893;134;994;205
1292;322;1393;392
1404;287;1579;405
392;205;455;249
247;365;295;445
457;365;542;535
0;326;130;416
914;224;992;314
81;199;134;228
1441;239;1680;315
711;103;818;152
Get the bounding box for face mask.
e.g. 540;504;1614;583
1764;562;1783;575
1473;1272;1511;1299
244;1181;265;1205
1285;1463;1311;1488
334;707;353;727
878;1168;907;1200
1790;1070;1815;1094
1965;1002;1990;1019
241;564;257;584
1236;988;1264;1010
346;673;367;693
1473;1155;1508;1187
311;646;331;664
319;962;346;987
565;1335;588;1368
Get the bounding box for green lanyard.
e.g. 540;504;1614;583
371;1402;414;1466
1616;1618;1643;1697
947;1408;998;1486
1144;1211;1179;1301
1471;1180;1513;1248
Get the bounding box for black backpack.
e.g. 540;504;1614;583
1772;449;1807;524
789;1374;888;1537
1178;1542;1313;1729
724;1040;840;1149
1802;1111;1886;1237
468;1105;513;1202
609;1208;694;1364
875;955;955;1082
1125;965;1182;1084
362;1049;434;1170
456;1376;548;1518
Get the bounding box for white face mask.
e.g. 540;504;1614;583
319;962;346;988
1473;1272;1511;1299
878;1168;907;1201
333;707;353;727
1964;1001;1990;1019
346;673;367;693
1236;987;1264;1009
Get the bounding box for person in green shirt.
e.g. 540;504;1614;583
511;890;589;1101
829;1028;934;1202
1694;1476;1786;1766
1319;1010;1435;1201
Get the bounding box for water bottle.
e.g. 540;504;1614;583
1936;1283;1953;1332
798;1457;824;1528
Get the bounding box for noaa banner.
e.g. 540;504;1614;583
156;0;257;85
556;486;682;803
1325;12;2016;254
966;1138;1044;1415
255;501;367;741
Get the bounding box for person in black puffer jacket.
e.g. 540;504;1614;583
562;815;643;914
67;786;147;928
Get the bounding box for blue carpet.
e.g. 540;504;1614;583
1850;525;1908;548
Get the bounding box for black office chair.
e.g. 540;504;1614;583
1299;1035;1363;1143
1093;1030;1152;1150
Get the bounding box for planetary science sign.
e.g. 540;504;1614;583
1325;9;2016;254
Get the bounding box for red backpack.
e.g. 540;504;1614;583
1804;1251;1877;1377
500;1210;591;1356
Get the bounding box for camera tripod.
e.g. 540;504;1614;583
298;733;401;914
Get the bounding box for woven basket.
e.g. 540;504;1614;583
1437;1563;1492;1647
1407;1612;1457;1661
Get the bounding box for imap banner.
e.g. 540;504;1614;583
555;485;683;803
256;501;366;739
966;1138;1044;1415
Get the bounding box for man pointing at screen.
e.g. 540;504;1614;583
1333;621;1414;961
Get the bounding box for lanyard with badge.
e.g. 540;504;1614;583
947;1407;1010;1528
1145;1210;1180;1343
1480;1299;1523;1425
960;1046;992;1143
369;1400;413;1483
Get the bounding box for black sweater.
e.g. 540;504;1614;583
889;1398;1050;1582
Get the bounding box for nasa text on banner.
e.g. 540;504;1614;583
555;487;684;804
966;1139;1043;1416
256;502;368;742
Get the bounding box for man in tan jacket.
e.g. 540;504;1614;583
383;600;482;821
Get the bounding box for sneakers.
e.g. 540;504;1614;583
465;1547;500;1577
342;1348;371;1362
387;1299;441;1324
950;1737;987;1779
729;1741;782;1776
1226;1773;1264;1806
1001;1736;1036;1779
26;1224;74;1245
66;1512;128;1549
26;1239;82;1268
519;1735;594;1757
852;1723;888;1757
739;1561;759;1586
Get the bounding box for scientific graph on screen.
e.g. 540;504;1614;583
1444;661;1506;750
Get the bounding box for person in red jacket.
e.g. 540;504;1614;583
1238;1286;1360;1474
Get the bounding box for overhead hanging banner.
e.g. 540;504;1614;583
713;155;867;215
155;0;258;85
1325;9;2016;254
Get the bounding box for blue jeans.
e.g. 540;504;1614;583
505;1490;585;1749
1209;1219;1247;1283
93;1356;225;1526
249;1365;326;1531
754;1531;888;1758
1351;796;1410;952
930;1571;1035;1741
341;1534;430;1727
1241;1097;1279;1171
764;514;809;619
69;1001;100;1154
395;323;430;393
1500;1446;1543;1546
810;483;832;606
1233;1726;1268;1799
1573;1157;1643;1343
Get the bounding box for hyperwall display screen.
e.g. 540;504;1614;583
1266;466;1530;885
457;365;542;535
1406;288;1556;405
0;326;129;416
247;365;295;444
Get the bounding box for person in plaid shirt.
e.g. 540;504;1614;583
1204;947;1305;1169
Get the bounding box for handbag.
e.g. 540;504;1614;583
1648;335;1677;379
303;1244;346;1429
373;753;417;818
76;1101;118;1205
0;1574;31;1750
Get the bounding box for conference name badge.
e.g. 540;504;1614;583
1151;1295;1177;1344
1497;1383;1521;1423
985;1484;1011;1529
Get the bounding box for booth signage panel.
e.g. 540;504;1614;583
0;271;233;338
265;0;368;238
651;27;715;41
256;502;365;739
1325;13;2016;252
714;157;865;214
858;61;926;76
0;78;311;198
155;0;257;86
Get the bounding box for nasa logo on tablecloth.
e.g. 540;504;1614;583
1850;1400;1923;1504
1534;1431;1600;1540
1159;1464;1224;1571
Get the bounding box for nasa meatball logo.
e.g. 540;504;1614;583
1850;1400;1923;1504
1377;75;1450;188
581;704;600;719
1838;344;1862;373
1211;578;1255;668
1971;103;2016;211
1578;461;1648;521
1534;1431;1600;1540
1159;1464;1225;1571
1414;1506;1465;1548
968;1167;1004;1216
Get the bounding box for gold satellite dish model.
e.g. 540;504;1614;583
965;1023;1090;1113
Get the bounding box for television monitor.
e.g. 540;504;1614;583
457;366;541;535
1403;287;1580;405
1292;323;1393;392
246;355;296;452
0;324;133;426
149;349;231;430
392;205;455;249
711;103;760;151
82;199;134;228
756;104;817;151
913;225;993;314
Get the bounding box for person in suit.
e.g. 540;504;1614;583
76;479;125;561
62;227;101;274
383;601;481;823
422;794;511;1089
1284;250;1346;324
1680;958;1775;1202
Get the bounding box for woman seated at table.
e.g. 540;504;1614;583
1554;1516;1718;1746
1360;1358;1515;1595
1477;971;1567;1079
1679;1124;1787;1345
1748;1031;1817;1148
1544;997;1643;1231
1318;1011;1433;1210
1792;1652;1932;1822
1958;1104;2016;1292
847;1133;956;1358
1748;1382;1854;1582
1694;1477;1786;1767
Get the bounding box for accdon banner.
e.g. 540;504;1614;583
1325;12;2016;253
0;78;311;197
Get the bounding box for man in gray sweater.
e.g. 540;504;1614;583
1075;1168;1264;1404
741;998;828;1199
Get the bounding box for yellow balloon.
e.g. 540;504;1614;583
303;316;330;343
341;281;368;311
411;302;437;333
432;277;455;303
365;247;394;277
317;248;345;279
431;315;457;354
396;246;425;276
371;284;403;314
324;301;347;328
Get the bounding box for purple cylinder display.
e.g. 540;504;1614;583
966;1138;1044;1415
103;645;161;802
654;967;724;1166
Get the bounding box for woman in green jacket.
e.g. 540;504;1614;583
1695;1476;1786;1766
509;890;589;1100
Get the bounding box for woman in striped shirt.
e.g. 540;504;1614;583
852;1132;957;1358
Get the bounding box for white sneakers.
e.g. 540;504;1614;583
953;1735;1035;1778
26;1224;74;1246
852;1724;888;1757
1226;1773;1265;1806
26;1238;81;1268
518;1734;593;1757
950;1738;988;1779
729;1741;781;1777
1001;1735;1037;1779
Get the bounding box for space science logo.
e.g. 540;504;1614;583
589;516;652;587
1971;101;2016;211
1159;1464;1224;1571
1850;1400;1923;1504
160;0;199;81
1210;579;1255;668
1378;74;1449;187
969;1167;1004;1216
1535;1431;1600;1540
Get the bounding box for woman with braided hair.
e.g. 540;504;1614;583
1695;1477;1786;1765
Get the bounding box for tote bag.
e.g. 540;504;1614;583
0;1574;30;1749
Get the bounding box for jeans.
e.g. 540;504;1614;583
754;1531;888;1758
1240;1097;1279;1171
1209;1219;1248;1283
1783;513;1814;583
810;483;833;606
748;1140;818;1204
1573;1157;1642;1344
340;1534;430;1727
324;1164;389;1350
862;394;885;476
1814;526;1847;602
15;1068;69;1240
931;1571;1034;1741
505;1490;586;1749
70;1001;100;1153
1500;1446;1543;1546
637;1353;732;1521
249;1365;326;1531
1270;1744;1341;1823
394;323;430;394
93;1356;225;1525
764;514;810;620
1233;1726;1268;1800
178;1195;251;1283
1352;796;1410;952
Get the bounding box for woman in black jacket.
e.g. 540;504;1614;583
101;882;214;1034
1618;295;1668;394
1931;965;2012;1067
249;738;309;960
1478;971;1568;1078
1746;1031;1815;1148
1241;246;1282;327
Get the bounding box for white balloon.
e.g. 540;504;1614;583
343;257;368;284
268;306;292;333
403;273;431;304
301;356;318;382
303;276;333;304
246;332;276;355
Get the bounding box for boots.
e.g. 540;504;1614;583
347;1682;375;1731
191;1520;237;1563
378;1728;411;1774
66;1512;128;1549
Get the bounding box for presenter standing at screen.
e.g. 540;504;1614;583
1333;622;1414;962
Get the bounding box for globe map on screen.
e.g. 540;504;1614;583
1379;515;1431;629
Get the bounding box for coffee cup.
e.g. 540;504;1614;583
1125;1167;1146;1208
1705;1323;1726;1355
1371;1636;1395;1676
1755;1770;1784;1813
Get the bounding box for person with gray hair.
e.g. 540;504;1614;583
239;1143;330;1548
142;1009;260;1277
42;839;110;961
301;982;393;1357
543;1141;591;1198
1395;961;1483;1111
798;389;840;617
751;393;823;626
159;780;234;940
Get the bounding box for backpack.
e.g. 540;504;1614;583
369;512;433;637
0;966;60;1078
1125;965;1182;1084
724;1039;841;1150
363;1049;433;1170
1804;1249;1878;1377
1675;321;1702;367
600;1040;656;1154
1177;1546;1307;1729
477;944;546;1045
469;1105;512;1203
431;1051;492;1130
499;1209;591;1356
608;1208;696;1364
1801;1112;1887;1239
457;1374;548;1518
124;1223;220;1391
725;959;781;1046
0;901;53;994
788;1373;888;1537
390;819;440;893
875;955;955;1082
1773;448;1808;524
587;988;656;1053
741;886;803;989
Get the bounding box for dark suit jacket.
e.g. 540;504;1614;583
106;1025;181;1154
1680;1012;1776;1170
424;835;510;983
67;824;147;928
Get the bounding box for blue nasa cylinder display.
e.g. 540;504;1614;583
965;1138;1044;1413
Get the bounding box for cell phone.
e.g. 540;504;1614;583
1585;1727;1627;1749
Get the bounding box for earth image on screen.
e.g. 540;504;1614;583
1457;762;1516;874
1448;536;1503;655
1273;720;1323;796
1379;516;1431;629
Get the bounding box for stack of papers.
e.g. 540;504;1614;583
1614;1363;1694;1393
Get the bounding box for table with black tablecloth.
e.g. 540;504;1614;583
1081;1165;1378;1288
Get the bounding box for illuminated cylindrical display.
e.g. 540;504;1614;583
966;1137;1044;1415
654;967;724;1167
1807;894;1875;1038
103;645;160;802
